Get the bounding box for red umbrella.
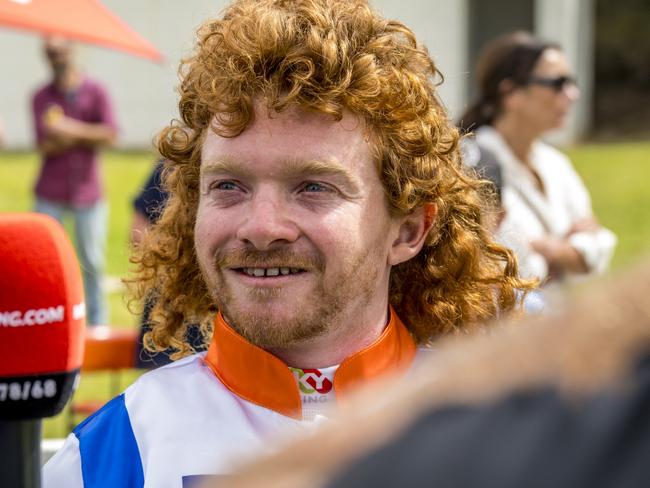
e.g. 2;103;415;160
0;0;163;62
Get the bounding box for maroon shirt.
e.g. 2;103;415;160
32;77;117;206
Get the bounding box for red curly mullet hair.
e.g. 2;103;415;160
128;0;532;357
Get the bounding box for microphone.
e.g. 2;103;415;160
0;212;86;488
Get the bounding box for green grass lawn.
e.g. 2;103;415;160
1;142;649;438
567;142;650;269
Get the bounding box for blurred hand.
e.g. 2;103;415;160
44;114;115;147
531;236;588;276
45;116;82;141
39;116;79;155
567;218;600;235
531;236;564;263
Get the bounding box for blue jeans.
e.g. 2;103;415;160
35;198;108;326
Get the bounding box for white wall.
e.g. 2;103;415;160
536;0;594;144
373;0;469;118
1;29;48;149
0;0;466;149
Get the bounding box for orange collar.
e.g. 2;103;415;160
204;307;416;420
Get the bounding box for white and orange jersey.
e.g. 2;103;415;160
44;308;418;488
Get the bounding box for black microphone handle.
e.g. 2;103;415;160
0;419;42;488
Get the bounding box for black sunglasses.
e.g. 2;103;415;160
526;75;577;92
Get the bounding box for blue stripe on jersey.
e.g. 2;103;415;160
73;394;144;488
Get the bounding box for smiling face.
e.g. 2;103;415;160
195;103;408;350
516;48;580;134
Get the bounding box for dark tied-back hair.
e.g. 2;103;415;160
458;31;559;133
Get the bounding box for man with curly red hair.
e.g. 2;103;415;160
45;1;528;486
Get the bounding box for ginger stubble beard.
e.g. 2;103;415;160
201;246;380;350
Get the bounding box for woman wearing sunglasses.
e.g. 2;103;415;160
460;31;616;284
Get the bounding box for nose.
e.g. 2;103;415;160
563;83;580;103
235;188;300;250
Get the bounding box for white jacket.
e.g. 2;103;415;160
476;126;617;281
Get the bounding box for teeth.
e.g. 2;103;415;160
243;267;302;277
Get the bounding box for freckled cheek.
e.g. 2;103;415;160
313;230;344;255
309;212;367;256
194;206;234;258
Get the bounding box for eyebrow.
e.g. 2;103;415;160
200;156;362;191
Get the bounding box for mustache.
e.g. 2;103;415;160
214;247;324;272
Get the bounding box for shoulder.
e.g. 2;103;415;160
122;353;210;413
461;132;502;174
472;126;514;168
533;141;574;172
122;352;269;426
122;352;253;431
473;125;503;151
128;352;206;393
32;83;53;103
81;77;104;89
80;77;111;98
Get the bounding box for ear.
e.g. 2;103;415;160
499;79;524;110
498;78;516;95
388;203;437;266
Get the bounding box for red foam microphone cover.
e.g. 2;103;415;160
0;212;86;419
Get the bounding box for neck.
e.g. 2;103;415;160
53;68;80;92
492;114;539;166
268;302;390;369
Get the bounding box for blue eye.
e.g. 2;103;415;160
303;182;328;192
213;181;238;191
